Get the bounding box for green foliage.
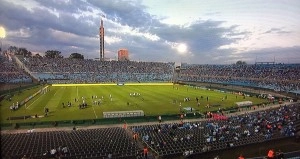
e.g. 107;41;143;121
236;60;247;65
33;53;42;58
69;53;84;59
8;46;18;54
45;50;63;58
11;47;32;57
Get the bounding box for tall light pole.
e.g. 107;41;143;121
99;18;105;61
0;26;6;53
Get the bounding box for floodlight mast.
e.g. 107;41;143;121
0;26;6;53
99;17;105;61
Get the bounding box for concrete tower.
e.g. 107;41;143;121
99;19;105;60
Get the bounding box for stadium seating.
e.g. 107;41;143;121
1;54;297;95
178;63;300;92
0;53;32;83
1;127;142;159
17;57;174;83
1;104;299;158
130;104;299;158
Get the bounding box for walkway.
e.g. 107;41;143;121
1;101;296;134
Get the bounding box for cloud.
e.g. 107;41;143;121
0;0;245;63
1;0;299;64
262;28;291;34
88;0;156;28
107;24;160;41
105;36;122;45
232;46;300;64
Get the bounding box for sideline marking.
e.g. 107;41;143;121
26;94;43;109
53;89;59;96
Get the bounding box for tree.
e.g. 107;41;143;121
45;50;63;58
8;46;18;53
16;48;32;57
236;60;247;65
33;53;42;58
69;53;84;59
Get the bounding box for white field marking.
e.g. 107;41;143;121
92;104;98;119
53;89;59;96
26;94;43;109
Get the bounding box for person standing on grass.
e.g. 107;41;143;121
158;115;162;123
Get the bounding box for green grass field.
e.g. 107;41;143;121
0;83;267;123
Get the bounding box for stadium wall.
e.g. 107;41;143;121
0;112;204;130
0;83;40;96
178;81;291;99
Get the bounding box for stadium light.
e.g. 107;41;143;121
177;43;187;54
0;26;6;38
0;26;6;52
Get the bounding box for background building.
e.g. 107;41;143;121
118;49;129;61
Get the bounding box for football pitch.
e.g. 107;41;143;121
0;83;267;123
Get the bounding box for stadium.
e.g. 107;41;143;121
1;49;300;159
1;1;300;159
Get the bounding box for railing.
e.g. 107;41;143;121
0;112;205;130
0;83;40;96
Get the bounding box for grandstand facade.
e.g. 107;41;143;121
177;63;300;94
1;51;300;95
16;56;175;84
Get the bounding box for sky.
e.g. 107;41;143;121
0;0;300;64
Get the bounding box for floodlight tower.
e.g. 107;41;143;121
99;18;105;61
0;26;6;53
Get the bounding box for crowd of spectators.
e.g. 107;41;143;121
19;57;174;83
0;53;32;83
131;103;299;158
178;63;300;92
43;146;69;158
3;54;299;93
